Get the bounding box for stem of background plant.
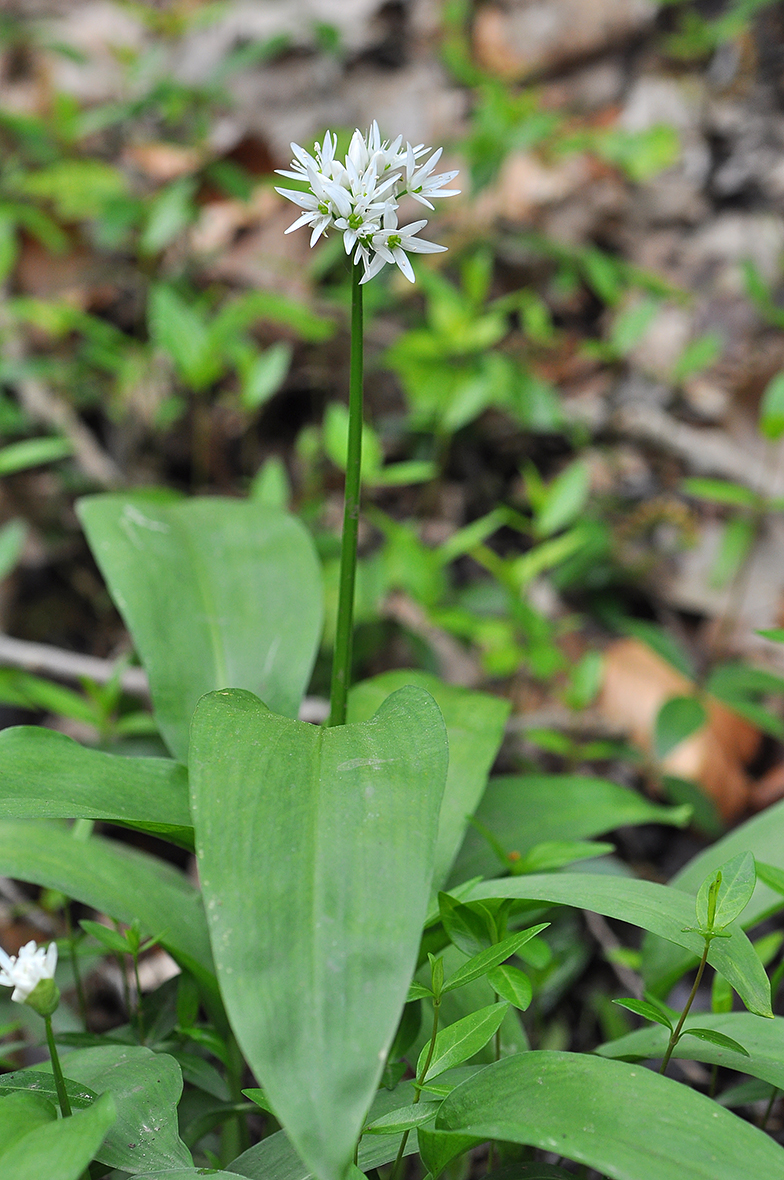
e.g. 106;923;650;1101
328;259;364;727
132;949;145;1044
390;996;441;1180
45;1013;72;1117
64;903;88;1032
659;939;710;1074
221;1030;250;1162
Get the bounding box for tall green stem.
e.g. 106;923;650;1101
45;1014;72;1118
328;259;364;727
390;997;441;1180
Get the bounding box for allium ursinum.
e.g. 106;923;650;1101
0;939;59;1016
275;121;459;282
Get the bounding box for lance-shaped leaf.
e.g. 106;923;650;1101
189;685;448;1180
436;1051;784;1179
696;852;756;931
78;495;323;762
0;1091;116;1180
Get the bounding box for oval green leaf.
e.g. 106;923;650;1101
77;495;323;762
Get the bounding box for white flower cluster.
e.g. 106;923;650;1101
275;121;460;284
0;939;57;1003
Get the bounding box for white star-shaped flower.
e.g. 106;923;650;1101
0;939;58;1003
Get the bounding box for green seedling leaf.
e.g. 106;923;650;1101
364;1102;441;1134
242;1088;272;1113
760;371;784;441
323;401;384;482
534;460;590;538
429;953;445;1000
407;982;434;1001
0;519;26;580
710;516;756;589
620;618;695;679
239;342;292;411
756;860;784;894
79;919;132;955
612;997;673;1031
436;1052;784;1179
0;726;191;831
486;964;532;1010
441;924;549;994
78;495;322;762
349;671;509;888
697;852;756;930
513;839;614;873
451;774;689;885
654;695;706;759
682;477;759;509
461;873;771;1017
0;1091;116;1180
438;894;495;957
671;331;722;383
683;1028;750;1056
416;1003;510;1081
642;799;784;996
189;685;448;1180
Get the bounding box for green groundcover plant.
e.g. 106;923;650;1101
1;122;784;1180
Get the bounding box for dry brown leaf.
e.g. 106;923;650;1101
123;142;202;182
597;637;760;821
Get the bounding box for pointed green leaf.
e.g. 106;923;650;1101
710;852;756;928
486;964;532;1010
438;894;494;958
612;997;673;1030
451;774;689;884
436;1052;784;1178
0;1091;116;1180
349;671;509;888
683;1028;750;1056
442;925;548;994
461;873;772;1017
0;1069;96;1109
364;1102;441;1134
189;685;448;1180
417;1003;509;1082
0;726;191;831
77;495;323;762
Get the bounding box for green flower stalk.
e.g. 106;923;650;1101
0;939;71;1117
276;122;459;724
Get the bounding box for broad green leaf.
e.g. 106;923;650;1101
417;1125;482;1180
46;1045;191;1173
436;1052;784;1178
461;873;772;1017
349;670;509;888
0;1091;56;1155
416;1003;509;1081
0;436;73;476
442;925;548;994
598;1013;784;1089
78;495;322;763
450;775;689;884
190;685;448;1180
654;695;706;759
0;820;213;988
0;727;191;832
438;894;495;957
696;852;756;930
642;799;784;995
0;1068;96;1109
684;1028;750;1056
134;1173;240;1179
612;997;672;1030
364;1102;441;1134
486;964;532;1010
0;1091;116;1180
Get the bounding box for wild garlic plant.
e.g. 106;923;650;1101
0;122;781;1180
